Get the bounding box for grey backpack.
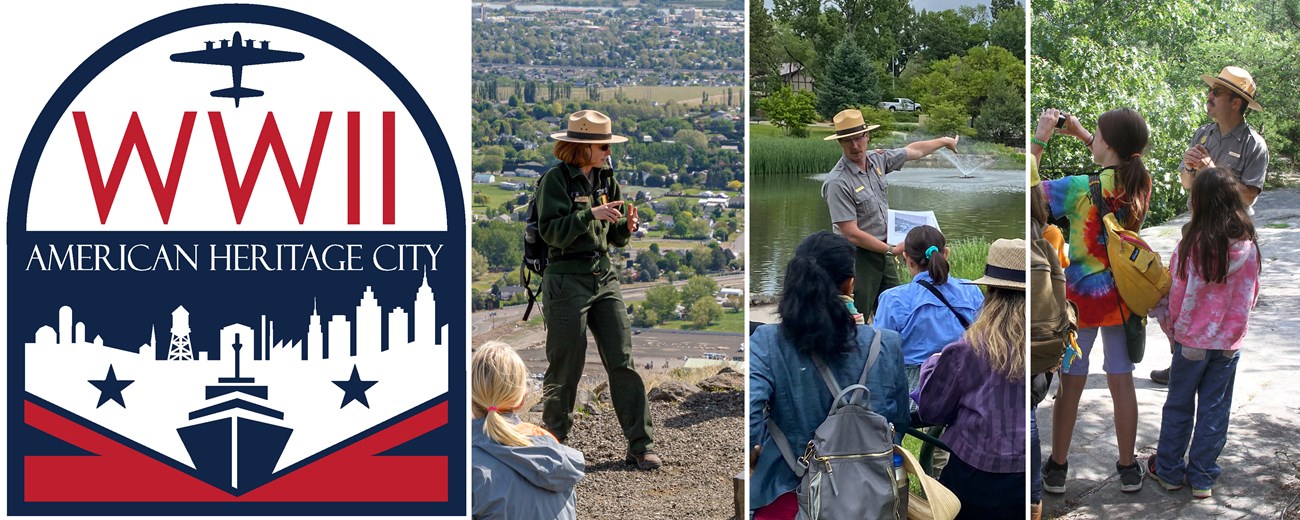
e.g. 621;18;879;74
768;330;900;520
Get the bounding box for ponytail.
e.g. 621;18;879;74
472;341;533;447
779;232;857;359
904;225;949;284
1096;109;1152;230
1114;154;1152;230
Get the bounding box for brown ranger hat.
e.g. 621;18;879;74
822;108;881;141
1201;66;1263;112
964;238;1026;291
550;109;629;144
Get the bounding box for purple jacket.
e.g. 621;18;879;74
915;338;1025;474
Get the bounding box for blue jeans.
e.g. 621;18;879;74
1154;342;1240;489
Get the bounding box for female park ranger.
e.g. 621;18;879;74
537;110;659;470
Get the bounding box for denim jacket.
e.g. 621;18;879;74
748;323;910;510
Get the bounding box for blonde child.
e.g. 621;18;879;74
471;341;585;519
1147;167;1260;499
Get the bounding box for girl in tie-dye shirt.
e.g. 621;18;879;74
1147;167;1259;498
1039;108;1154;494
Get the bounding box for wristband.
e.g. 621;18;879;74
1031;137;1050;148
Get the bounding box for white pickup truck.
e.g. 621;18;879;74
878;98;922;112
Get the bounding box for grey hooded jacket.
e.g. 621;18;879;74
471;416;585;520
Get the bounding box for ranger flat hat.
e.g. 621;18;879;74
1201;66;1263;112
822;108;881;141
965;238;1026;290
550;109;629;144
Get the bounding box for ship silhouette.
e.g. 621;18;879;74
176;333;291;492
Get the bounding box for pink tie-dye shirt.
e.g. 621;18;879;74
1152;238;1260;350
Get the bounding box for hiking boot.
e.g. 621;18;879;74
1151;367;1170;385
1192;486;1212;499
1042;457;1068;494
1117;459;1145;492
627;450;662;471
1146;455;1183;491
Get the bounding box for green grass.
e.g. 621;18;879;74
896;237;992;286
751;124;1023;174
901;435;925;494
470;184;526;214
471;279;496;293
656;308;744;333
750;134;846;175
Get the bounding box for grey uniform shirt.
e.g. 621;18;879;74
1188;122;1269;211
822;148;908;242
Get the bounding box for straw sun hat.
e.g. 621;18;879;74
965;238;1026;290
550;109;629;144
822;108;881;141
1201;66;1263;112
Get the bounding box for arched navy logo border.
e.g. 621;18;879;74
6;4;465;516
7;2;465;230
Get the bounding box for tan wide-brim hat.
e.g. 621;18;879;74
965;238;1026;290
822;108;881;141
550;109;629;144
1201;66;1263;112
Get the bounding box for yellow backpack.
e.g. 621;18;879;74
1087;176;1171;316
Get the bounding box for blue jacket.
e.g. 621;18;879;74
874;272;984;366
748;324;910;510
471;416;585;520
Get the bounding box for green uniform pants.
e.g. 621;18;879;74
854;247;900;321
541;270;654;453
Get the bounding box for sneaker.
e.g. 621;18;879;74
1192;487;1212;499
1146;456;1183;491
1117;459;1145;492
1042;457;1068;494
626;449;662;471
1151;367;1170;385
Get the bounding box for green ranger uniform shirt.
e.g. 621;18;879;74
822;148;908;242
537;162;631;274
1189;122;1269;212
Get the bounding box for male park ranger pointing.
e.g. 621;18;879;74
821;108;959;318
1152;66;1269;386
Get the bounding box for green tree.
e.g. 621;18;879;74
1028;0;1300;224
989;5;1025;59
471;250;488;281
680;275;719;308
750;0;785;95
922;103;974;136
673;129;709;149
757;87;818;137
816;34;879;118
914;10;971;62
974;75;1024;145
633;307;661;328
642;285;680;322
690;298;724;328
473;154;503;173
471;221;525;270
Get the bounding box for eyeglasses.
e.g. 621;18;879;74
597;144;611;151
1208;87;1229;98
838;133;869;144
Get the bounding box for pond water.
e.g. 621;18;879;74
750;167;1026;295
